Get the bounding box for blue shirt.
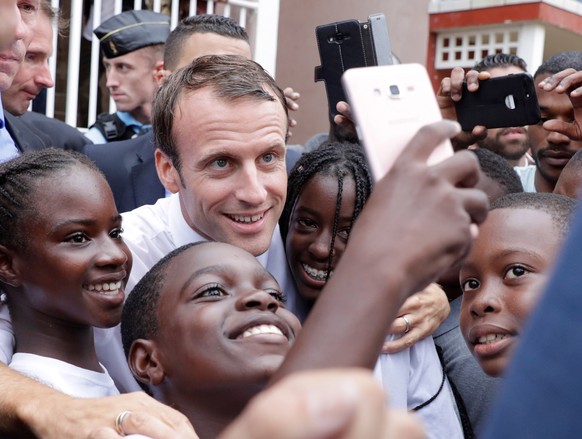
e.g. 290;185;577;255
0;101;20;163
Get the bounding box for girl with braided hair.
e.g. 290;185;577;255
0;148;132;397
280;142;464;438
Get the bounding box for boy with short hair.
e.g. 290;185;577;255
459;192;576;377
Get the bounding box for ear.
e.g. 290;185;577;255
155;67;170;86
155;148;181;194
128;339;166;387
153;61;167;86
0;245;22;287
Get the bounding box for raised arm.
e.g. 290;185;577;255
220;369;424;439
437;67;490;150
272;120;488;381
538;68;582;141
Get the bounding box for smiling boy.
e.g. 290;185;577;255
122;241;301;439
459;192;576;377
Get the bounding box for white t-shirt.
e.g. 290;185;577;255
9;353;119;398
514;164;537;192
374;335;463;438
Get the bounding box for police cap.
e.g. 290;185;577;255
94;10;170;59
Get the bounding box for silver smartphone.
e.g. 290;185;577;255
342;63;454;181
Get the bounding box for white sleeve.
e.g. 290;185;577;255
0;301;15;364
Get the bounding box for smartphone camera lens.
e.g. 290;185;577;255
389;84;400;96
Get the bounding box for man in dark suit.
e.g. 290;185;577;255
2;0;87;154
4;111;52;153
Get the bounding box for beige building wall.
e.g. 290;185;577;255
276;0;431;145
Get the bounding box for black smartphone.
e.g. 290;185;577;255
454;73;541;131
314;13;393;119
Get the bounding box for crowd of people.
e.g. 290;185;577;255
2;1;582;438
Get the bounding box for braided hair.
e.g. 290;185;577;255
0;148;102;250
280;142;373;279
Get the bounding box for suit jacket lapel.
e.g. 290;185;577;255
4;112;50;153
131;132;165;207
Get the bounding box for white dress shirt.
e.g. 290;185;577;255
374;335;464;438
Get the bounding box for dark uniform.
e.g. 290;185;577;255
83;132;164;213
88;10;170;143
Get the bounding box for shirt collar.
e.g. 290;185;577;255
116;111;149;129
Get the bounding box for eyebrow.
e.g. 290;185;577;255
495;247;546;261
294;205;320;216
50;215;122;233
463;247;547;273
294;205;353;222
198;144;285;163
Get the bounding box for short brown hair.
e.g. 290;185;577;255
152;54;288;173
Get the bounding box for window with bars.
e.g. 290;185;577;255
435;27;520;69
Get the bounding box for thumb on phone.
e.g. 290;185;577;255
397;120;461;165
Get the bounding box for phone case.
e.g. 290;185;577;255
315;19;376;120
454;73;541;131
342;63;453;181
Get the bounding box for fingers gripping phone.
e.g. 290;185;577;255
454;73;541;131
342;63;454;181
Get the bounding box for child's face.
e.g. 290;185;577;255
459;208;559;376
285;174;356;301
149;242;301;393
15;165;132;328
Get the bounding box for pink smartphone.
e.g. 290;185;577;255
341;63;453;181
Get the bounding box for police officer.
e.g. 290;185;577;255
85;9;170;143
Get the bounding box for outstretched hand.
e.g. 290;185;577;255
538;68;582;141
273;120;488;381
347;120;489;300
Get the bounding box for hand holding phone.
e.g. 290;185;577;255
315;13;393;120
454;73;541;131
